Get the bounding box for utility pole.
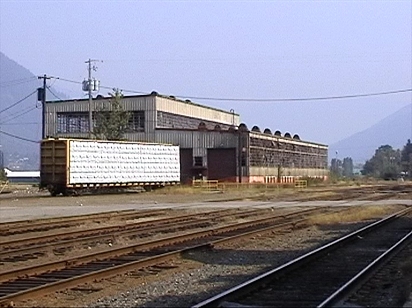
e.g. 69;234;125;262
84;59;101;138
37;74;51;139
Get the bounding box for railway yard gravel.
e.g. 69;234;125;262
24;223;365;308
2;183;412;308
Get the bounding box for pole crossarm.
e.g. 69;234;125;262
37;74;52;139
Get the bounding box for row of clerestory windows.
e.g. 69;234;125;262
57;111;145;133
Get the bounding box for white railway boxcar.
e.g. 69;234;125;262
40;138;180;196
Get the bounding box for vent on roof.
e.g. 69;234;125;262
238;123;249;132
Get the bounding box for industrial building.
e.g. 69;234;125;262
44;92;328;183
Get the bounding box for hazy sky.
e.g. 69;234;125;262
0;0;411;145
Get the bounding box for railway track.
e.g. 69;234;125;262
0;208;169;236
0;208;278;262
0;206;334;305
192;207;412;308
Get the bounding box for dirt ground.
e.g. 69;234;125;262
1;181;411;208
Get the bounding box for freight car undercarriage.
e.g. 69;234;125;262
44;182;177;196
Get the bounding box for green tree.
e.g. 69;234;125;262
361;145;401;180
342;157;354;177
93;89;131;140
400;139;412;178
330;158;342;177
0;168;6;182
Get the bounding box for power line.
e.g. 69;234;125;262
0;90;37;114
46;86;64;101
169;88;412;102
0;106;38;125
0;130;39;143
1;122;40;125
55;76;412;102
0;77;37;87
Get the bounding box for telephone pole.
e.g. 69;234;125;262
37;74;51;139
84;59;101;138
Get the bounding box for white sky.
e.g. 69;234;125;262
0;0;411;145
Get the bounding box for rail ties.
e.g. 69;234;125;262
192;207;412;308
0;207;326;305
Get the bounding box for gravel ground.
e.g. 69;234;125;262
19;219;369;308
4;183;411;308
87;223;368;308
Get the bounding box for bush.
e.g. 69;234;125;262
0;168;6;182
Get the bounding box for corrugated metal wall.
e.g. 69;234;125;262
155;130;238;157
45;96;156;138
156;96;240;126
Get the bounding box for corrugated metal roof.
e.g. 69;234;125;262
46;92;240;117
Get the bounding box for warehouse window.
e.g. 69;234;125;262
194;156;203;167
57;112;89;133
128;111;145;132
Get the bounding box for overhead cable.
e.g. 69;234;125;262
0;77;37;87
0;130;39;143
162;88;412;102
46;86;64;101
0;90;37;114
0;106;38;124
54;76;412;102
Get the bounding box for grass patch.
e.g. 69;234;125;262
307;205;401;225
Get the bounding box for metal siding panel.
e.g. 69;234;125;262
154;131;238;149
156;97;240;126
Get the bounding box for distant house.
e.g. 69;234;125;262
4;168;40;183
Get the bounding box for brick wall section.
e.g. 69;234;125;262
157;111;234;130
249;137;328;169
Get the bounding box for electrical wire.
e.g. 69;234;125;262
0;106;38;124
46;86;64;101
1;122;39;125
55;76;412;102
163;88;412;102
0;77;37;87
0;90;37;114
0;130;39;143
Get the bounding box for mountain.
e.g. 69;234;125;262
0;52;66;170
329;103;412;163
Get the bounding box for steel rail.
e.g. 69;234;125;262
318;229;412;307
191;207;412;308
0;207;323;281
0;207;332;304
0;208;262;251
0;209;167;235
0;208;273;261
